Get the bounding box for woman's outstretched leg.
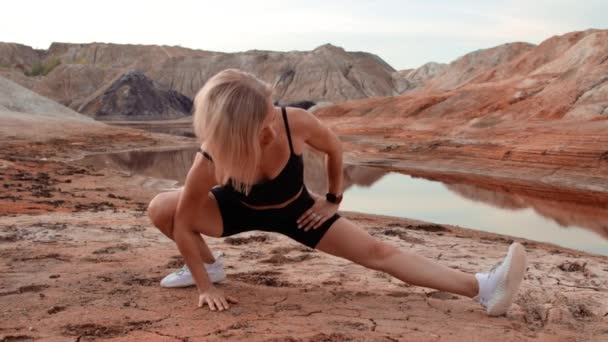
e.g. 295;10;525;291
315;217;479;297
315;217;527;315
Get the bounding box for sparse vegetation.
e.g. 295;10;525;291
24;57;61;76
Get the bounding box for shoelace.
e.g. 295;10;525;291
174;265;189;276
487;260;502;276
477;260;504;304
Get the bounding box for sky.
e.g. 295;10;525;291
2;0;606;70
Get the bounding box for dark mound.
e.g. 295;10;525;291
81;70;192;121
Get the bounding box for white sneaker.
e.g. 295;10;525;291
160;251;226;288
474;242;527;316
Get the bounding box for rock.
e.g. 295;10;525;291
557;261;587;272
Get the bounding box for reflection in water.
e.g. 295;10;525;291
303;149;387;195
78;148;608;255
79;147;198;187
77;147;387;194
444;183;608;240
343;173;608;256
107;122;195;138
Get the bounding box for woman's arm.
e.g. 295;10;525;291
174;150;237;310
292;108;345;231
295;108;344;195
172;152;217;293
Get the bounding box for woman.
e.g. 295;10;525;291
147;69;527;316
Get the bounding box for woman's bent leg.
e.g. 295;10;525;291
147;190;180;240
315;217;479;298
147;189;222;264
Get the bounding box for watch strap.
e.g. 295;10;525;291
326;192;343;204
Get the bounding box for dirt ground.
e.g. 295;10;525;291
1;128;607;341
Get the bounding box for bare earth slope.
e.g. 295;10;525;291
391;62;448;93
315;29;608;194
0;76;93;122
0;76;105;144
0;74;191;156
0;42;398;110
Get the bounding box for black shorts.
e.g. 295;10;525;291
210;185;340;249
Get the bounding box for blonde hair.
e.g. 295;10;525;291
193;69;274;194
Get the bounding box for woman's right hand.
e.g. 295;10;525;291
198;285;238;311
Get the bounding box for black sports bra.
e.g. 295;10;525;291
200;106;304;206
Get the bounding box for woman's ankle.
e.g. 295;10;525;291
466;274;480;298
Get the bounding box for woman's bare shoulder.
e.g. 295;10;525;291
180;151;217;201
284;106;323;138
284;106;340;154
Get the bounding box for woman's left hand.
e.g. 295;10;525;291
297;192;339;231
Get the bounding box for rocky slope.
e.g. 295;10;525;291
423;42;536;91
0;76;105;143
0;75;192;159
315;29;608;193
390;42;535;94
0;39;562;120
0;42;399;113
0;75;92;121
391;61;448;93
0;43;41;70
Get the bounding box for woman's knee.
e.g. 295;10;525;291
147;194;162;226
147;192;176;232
365;240;399;271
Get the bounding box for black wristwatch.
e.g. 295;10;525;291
326;192;343;204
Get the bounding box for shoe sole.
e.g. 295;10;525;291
486;242;527;316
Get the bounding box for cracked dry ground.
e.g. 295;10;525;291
1;153;607;341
